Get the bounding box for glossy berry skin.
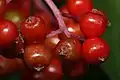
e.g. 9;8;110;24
0;19;18;46
60;5;69;14
60;5;72;23
92;9;108;20
59;18;84;40
21;16;46;44
24;44;52;71
0;0;6;15
65;18;84;38
44;58;63;80
45;34;60;50
20;0;31;17
80;12;107;38
92;9;109;26
34;11;52;35
82;37;110;64
55;38;82;61
67;0;93;16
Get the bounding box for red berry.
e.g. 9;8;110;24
21;16;46;44
34;11;53;35
55;38;82;61
82;37;110;64
20;0;31;17
0;19;18;46
92;9;110;26
80;12;108;38
92;9;108;19
59;18;84;40
65;18;84;38
44;58;63;80
24;44;52;71
45;34;60;50
67;0;93;16
60;5;72;23
60;5;69;14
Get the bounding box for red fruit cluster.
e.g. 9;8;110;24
0;0;110;80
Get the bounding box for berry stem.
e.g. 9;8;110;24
44;0;71;38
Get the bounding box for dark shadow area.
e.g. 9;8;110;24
64;65;110;80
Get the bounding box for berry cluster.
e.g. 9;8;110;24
0;0;110;80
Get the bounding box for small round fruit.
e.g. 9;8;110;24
45;34;60;50
67;0;93;16
21;16;46;43
60;5;69;14
34;11;52;34
4;10;24;26
80;12;107;38
24;44;52;71
65;18;84;38
92;9;110;26
82;37;110;64
44;58;63;80
55;38;82;61
60;5;72;24
0;19;18;46
59;18;84;40
20;0;31;17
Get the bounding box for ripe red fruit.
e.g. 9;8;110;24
92;9;110;26
55;38;82;61
59;18;84;40
80;12;108;38
60;5;72;23
34;11;53;35
20;0;31;17
91;9;108;20
0;19;18;46
60;5;69;14
24;44;52;71
44;58;63;80
65;18;84;38
82;37;110;64
67;0;93;16
45;34;60;50
21;16;46;44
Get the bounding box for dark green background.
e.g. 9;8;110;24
0;0;120;80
